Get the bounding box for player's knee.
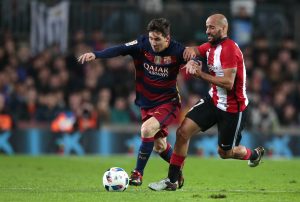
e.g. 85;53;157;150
218;147;232;159
176;127;189;143
141;124;155;138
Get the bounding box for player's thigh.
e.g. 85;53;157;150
174;118;201;155
141;102;180;137
151;102;180;128
177;117;201;140
185;96;217;132
217;108;248;151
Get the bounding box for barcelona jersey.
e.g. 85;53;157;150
93;35;186;108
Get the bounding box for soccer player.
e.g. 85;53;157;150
78;18;185;187
148;14;265;191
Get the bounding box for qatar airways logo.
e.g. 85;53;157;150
143;63;169;77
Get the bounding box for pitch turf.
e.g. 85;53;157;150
0;155;299;202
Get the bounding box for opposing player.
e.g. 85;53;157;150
78;18;185;187
148;14;265;191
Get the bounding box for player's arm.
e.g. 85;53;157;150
198;67;236;90
183;43;210;61
77;40;139;64
183;46;200;61
185;60;236;90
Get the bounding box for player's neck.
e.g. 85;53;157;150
210;37;227;46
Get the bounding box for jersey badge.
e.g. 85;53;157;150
163;56;172;64
154;56;162;65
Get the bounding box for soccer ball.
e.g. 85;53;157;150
103;167;129;192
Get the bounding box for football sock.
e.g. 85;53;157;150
243;148;259;160
168;153;185;183
159;142;173;163
135;137;154;175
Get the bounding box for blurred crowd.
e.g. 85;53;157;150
244;36;299;131
0;28;299;133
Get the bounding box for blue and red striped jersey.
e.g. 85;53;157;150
93;35;185;108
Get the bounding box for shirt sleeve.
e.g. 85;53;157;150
220;42;237;69
197;43;210;58
178;44;186;64
93;39;139;58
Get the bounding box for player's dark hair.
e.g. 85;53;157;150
147;18;170;37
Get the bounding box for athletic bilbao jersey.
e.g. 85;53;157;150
93;35;185;108
197;38;249;112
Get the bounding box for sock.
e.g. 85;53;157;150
159;142;173;163
243;148;259;160
135;137;154;175
168;153;185;183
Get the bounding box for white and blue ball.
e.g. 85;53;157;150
103;167;129;192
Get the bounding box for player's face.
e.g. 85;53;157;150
149;31;170;52
206;19;223;43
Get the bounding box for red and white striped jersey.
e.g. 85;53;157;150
197;38;249;113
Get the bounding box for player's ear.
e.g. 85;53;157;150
221;25;227;34
166;35;171;42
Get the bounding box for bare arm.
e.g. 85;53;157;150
183;46;200;61
199;68;236;90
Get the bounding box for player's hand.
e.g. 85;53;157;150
183;47;197;61
185;60;202;76
77;52;96;64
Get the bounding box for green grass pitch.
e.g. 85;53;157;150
0;155;299;202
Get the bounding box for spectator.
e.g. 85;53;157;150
127;91;141;123
111;97;130;124
96;88;112;124
0;93;14;155
249;101;279;134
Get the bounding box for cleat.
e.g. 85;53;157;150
148;178;177;191
248;146;265;167
165;181;177;191
129;170;143;186
178;170;184;189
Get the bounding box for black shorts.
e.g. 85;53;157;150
186;96;248;151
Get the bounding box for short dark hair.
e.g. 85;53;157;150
147;18;170;37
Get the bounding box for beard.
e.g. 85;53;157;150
208;30;223;44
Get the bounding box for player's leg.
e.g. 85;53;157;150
167;97;217;188
152;102;180;163
151;101;181;165
149;97;217;191
167;118;201;187
218;144;264;167
216;108;265;167
130;102;180;186
148;118;202;191
153;137;171;162
153;136;185;189
129;116;160;186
